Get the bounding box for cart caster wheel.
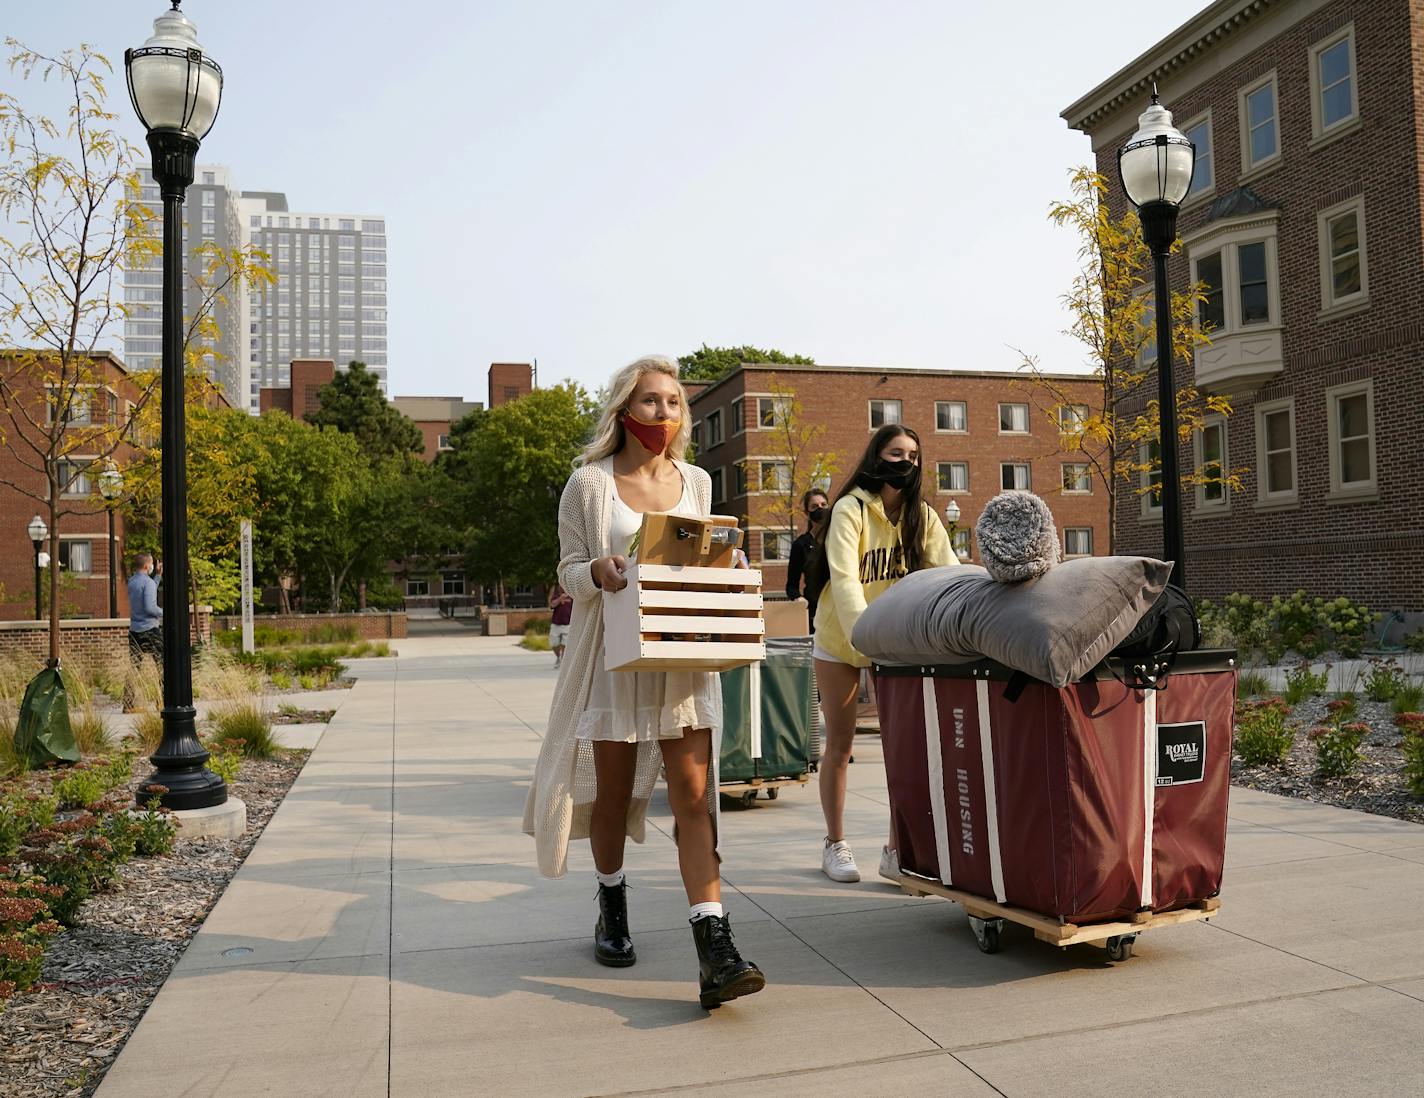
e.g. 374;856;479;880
742;791;758;808
1105;934;1136;962
766;787;779;801
969;916;1004;954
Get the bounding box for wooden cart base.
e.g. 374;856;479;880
895;873;1220;960
718;773;810;808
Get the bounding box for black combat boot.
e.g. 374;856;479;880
691;913;765;1009
594;881;635;967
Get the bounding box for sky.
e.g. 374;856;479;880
4;1;1198;399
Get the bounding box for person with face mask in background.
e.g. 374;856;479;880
813;425;957;884
523;354;765;1011
785;488;830;629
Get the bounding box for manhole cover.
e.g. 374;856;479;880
221;947;254;958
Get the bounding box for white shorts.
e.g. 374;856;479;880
812;642;850;664
549;624;570;649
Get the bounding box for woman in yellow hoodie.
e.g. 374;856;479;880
814;423;956;884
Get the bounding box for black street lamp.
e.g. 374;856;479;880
125;1;226;811
98;462;124;619
27;514;47;622
1118;86;1195;590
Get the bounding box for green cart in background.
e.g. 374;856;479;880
719;637;817;807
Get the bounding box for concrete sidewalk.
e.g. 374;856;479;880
97;636;1424;1097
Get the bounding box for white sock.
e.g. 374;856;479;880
689;901;724;922
594;868;625;888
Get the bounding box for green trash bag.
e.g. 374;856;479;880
13;667;80;767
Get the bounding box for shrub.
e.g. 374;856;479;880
296;673;317;691
1403;725;1424;796
205;744;243;786
70;705;114;756
193;649;264;701
131;708;165;754
1404;628;1424;655
1235;698;1294;766
0;710;23;779
1393;681;1424;715
20;819;117;924
1320;597;1376;658
208;702;280;759
270;670;292;690
1361;659;1407;702
1312;721;1368;780
522;616;552;636
53;769;106;811
1237;669;1270;699
1325;696;1358;722
520;633;551;652
0;872;64;1003
1283;663;1329;705
133;795;177;856
1396;712;1424;736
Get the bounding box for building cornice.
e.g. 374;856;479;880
688;362;1099;404
1061;0;1279;134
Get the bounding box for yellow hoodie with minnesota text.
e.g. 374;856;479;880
812;485;957;668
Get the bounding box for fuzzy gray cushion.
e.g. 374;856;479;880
850;557;1172;687
976;491;1060;582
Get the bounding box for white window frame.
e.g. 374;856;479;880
1063;528;1093;558
1186;214;1281;338
1238;71;1281;176
1181;109;1215;207
1254;396;1298;508
935;400;967;433
999;462;1030;491
997;402;1029;435
754;394;789;430
731;397;745;436
1060;462;1092;495
951;527;971;560
868;399;902;430
756;528;793;562
1139;440;1163;521
1309;24;1359;146
441;572;466;597
56;457;94;498
58;537;93;575
1057;403;1090;434
1317;195;1369;317
936;461;969;494
1325;378;1376;501
753;459;791;496
1193;415;1229;512
705;409;723;449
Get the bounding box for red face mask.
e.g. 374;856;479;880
621;411;678;455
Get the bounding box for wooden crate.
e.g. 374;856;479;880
603;513;766;672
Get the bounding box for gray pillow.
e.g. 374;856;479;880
850;557;1172;687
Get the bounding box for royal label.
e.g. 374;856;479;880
1156;721;1206;787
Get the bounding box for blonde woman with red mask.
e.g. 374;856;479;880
523;354;764;1010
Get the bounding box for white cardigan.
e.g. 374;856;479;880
522;457;721;879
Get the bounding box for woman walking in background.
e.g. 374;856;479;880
813;424;956;884
523;354;765;1010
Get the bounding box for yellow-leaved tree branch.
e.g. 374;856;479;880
1016;167;1244;553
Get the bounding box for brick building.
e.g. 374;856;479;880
389;395;483;462
1063;0;1423;613
258;358;336;418
0;351;144;622
488;363;533;408
688;363;1107;595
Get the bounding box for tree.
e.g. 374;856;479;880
739;375;840;555
677;344;815;383
0;41;157;662
1016;168;1238;551
443;383;598;598
306;360;423;458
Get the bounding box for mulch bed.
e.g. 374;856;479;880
1232;693;1423;825
270;708;335;726
0;751;308;1098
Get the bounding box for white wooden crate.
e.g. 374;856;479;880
603;563;766;671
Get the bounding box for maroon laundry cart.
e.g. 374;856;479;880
875;650;1236;960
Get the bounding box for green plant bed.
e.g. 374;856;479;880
519;633;551;652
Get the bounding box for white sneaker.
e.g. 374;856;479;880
879;845;900;883
822;838;861;883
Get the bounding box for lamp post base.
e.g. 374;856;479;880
139;704;227;811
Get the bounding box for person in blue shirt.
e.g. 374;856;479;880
122;553;163;710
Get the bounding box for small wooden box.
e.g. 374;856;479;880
602;513;766;672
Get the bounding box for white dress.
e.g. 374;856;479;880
574;471;723;743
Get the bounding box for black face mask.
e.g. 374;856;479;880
808;507;828;524
859;458;919;492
